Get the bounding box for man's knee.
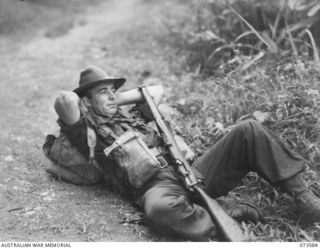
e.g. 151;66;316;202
233;119;264;135
143;189;189;223
144;195;176;221
238;119;260;128
142;188;215;241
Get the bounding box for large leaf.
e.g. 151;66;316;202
227;4;278;54
304;29;320;64
308;3;320;16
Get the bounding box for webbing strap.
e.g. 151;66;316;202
86;126;107;175
87;126;96;164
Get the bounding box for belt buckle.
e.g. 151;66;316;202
157;156;168;168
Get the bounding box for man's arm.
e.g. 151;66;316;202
116;85;163;106
54;91;88;152
54;91;81;125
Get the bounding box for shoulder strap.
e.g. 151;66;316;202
86;126;108;175
87;126;97;164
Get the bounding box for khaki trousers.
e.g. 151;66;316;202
139;120;304;241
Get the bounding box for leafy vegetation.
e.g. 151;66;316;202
152;0;320;242
159;0;320;74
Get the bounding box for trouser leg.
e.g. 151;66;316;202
140;178;215;241
193;120;305;198
140;120;306;240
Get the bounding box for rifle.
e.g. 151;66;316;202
139;85;249;242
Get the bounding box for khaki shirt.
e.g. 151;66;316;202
59;106;167;197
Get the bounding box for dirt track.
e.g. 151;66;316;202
0;0;174;241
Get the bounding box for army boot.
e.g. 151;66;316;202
280;172;320;224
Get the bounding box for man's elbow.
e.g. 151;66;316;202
54;91;80;124
148;84;163;105
55;91;79;110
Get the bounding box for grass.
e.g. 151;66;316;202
103;0;320;241
111;1;320;241
142;0;320;242
169;65;320;241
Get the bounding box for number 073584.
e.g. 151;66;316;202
300;243;318;247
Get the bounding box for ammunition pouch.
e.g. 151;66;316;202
104;130;165;188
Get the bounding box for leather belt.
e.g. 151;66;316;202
150;147;170;168
156;155;168;168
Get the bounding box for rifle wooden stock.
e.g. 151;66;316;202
139;85;249;242
195;186;249;241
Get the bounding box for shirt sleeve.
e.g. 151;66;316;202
132;102;153;122
57;117;88;151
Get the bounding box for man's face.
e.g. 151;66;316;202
86;82;118;117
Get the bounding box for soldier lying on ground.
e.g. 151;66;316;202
43;65;320;241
